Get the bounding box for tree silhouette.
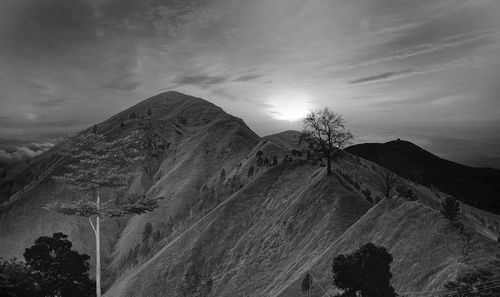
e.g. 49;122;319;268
332;242;397;297
300;107;353;175
375;167;399;198
0;258;40;297
143;222;153;241
441;196;461;223
24;233;94;297
46;131;159;297
272;156;278;166
247;166;254;178
301;272;312;296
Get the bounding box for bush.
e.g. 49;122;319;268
0;258;39;297
256;156;264;167
247;166;254;178
441;196;460;223
143;222;153;241
396;186;418;201
301;272;312;293
362;189;372;203
152;230;161;243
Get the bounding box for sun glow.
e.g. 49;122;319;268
267;91;314;121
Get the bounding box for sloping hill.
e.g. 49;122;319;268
104;160;372;297
264;130;304;151
346;140;500;214
105;151;500;297
0;91;263;287
276;198;500;297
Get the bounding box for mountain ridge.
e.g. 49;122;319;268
1;92;499;297
346;139;500;214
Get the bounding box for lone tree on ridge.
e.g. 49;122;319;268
300;107;353;175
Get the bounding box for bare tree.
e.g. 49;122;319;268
46;131;160;297
375;167;399;198
300;107;353;175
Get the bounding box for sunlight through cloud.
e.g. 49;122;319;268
266;91;315;122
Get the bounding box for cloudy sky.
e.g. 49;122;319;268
1;0;500;167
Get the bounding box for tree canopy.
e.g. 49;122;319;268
441;196;461;223
47;131;160;218
332;242;398;297
0;258;39;297
24;233;95;297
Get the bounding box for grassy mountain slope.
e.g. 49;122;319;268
276;197;500;297
0;91;263;286
346;140;500;214
264;130;304;151
104;160;372;297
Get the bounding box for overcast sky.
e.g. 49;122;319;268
1;0;499;167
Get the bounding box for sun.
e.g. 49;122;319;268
267;91;314;122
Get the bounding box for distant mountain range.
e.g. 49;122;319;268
346;140;500;215
1;91;499;297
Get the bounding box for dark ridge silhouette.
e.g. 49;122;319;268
346;140;500;214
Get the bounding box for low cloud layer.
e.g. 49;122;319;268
0;143;54;164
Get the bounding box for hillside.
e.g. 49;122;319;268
105;147;500;297
104;160;373;297
1;92;500;297
0;91;265;286
264;130;304;151
276;197;500;297
346;140;500;214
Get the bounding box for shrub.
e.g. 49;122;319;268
143;222;153;241
441;196;461;223
256;156;264;167
0;258;39;297
301;272;312;294
362;189;372;203
247;166;255;178
396;186;418;201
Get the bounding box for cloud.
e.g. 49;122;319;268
32;97;77;108
173;75;226;86
102;78;141;91
348;68;417;84
233;74;262;82
0;142;54;162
